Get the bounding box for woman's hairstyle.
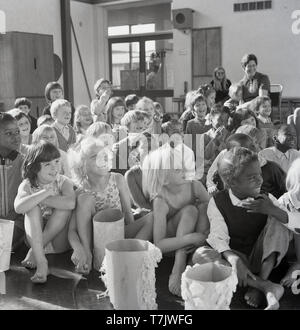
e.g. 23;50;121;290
44;82;63;103
212;66;228;91
197;84;216;98
74;105;91;133
230;108;259;132
286;158;300;200
218;147;258;188
94;78;111;98
235;124;264;148
229;83;243;99
125;94;139;109
50;99;71;119
37;115;54;127
85;121;112;138
120;110;149;128
184;90;199;110
7;108;32;125
22;141;61;187
105;97;126;126
142;148;177;201
241;54;258;69
14;97;32;109
32;125;59;148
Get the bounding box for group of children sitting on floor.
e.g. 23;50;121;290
0;76;300;310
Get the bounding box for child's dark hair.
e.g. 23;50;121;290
44;82;63;103
125;94;139;109
106;97;126;126
161;119;182;135
14;97;32;109
0;112;16;128
241;54;258;69
23;141;61;188
162;113;172;123
256;96;272;110
230;108;259;132
191;94;206;109
218;147;258;188
225;133;255;151
197;84;216;98
7;108;32;125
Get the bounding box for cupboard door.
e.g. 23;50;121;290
30;97;47;119
12;32;54;97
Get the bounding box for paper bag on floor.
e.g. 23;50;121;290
101;239;162;310
93;209;125;271
0;219;14;272
181;262;238;310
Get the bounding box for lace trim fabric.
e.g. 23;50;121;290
0;220;14;276
100;241;162;310
136;242;162;310
181;263;238;310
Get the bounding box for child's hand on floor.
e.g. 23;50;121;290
231;257;256;287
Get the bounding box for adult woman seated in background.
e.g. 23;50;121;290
239;54;271;103
210;66;231;104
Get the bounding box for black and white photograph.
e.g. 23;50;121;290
0;0;300;315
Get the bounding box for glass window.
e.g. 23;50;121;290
111;42;140;90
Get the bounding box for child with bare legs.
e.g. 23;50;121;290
14;142;75;283
142;147;210;296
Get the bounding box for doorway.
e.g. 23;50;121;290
108;32;174;111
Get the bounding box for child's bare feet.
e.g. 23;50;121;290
244;288;264;308
280;263;300;287
31;260;49;284
263;281;284;310
168;273;182;297
21;248;36;269
71;248;90;274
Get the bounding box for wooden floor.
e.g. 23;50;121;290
1;243;300;310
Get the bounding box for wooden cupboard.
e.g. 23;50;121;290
0;31;54;117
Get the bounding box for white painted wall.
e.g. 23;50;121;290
71;1;97;107
172;0;300;98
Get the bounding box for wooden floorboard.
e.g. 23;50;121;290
1;243;300;310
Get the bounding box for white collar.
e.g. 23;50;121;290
54;122;69;130
288;191;300;210
228;189;256;207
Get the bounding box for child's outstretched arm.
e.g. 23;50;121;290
116;173;135;225
14;181;53;214
42;178;76;210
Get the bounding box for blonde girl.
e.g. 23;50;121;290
142;148;210;296
67;137;153;273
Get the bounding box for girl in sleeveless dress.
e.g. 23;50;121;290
67;137;153;274
142;147;210;297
